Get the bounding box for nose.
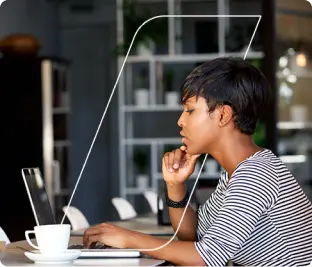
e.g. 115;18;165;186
177;112;185;128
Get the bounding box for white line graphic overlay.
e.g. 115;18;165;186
62;14;262;252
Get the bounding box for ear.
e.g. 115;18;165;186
218;105;233;126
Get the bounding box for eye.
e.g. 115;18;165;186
185;109;194;114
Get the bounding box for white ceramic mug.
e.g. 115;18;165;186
25;224;70;254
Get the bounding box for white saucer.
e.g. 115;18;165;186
24;250;81;264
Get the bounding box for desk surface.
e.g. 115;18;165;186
71;217;174;237
1;236;167;266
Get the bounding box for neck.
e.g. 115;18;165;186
209;133;262;178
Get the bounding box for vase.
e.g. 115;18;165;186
134;89;149;106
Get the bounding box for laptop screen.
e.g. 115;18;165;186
21;168;56;226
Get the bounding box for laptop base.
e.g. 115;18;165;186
78;249;141;258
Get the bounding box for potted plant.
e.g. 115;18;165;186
133;148;149;189
115;0;167;56
163;69;179;106
253;121;266;147
134;68;149;106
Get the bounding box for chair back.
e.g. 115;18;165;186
0;227;10;245
111;197;137;220
143;191;158;214
62;206;90;230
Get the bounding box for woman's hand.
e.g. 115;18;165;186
162;146;200;186
83;223;134;249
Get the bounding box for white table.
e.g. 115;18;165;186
1;237;167;266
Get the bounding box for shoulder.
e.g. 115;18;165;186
228;155;280;209
231;155;279;188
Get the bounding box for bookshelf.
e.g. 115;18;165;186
116;0;264;200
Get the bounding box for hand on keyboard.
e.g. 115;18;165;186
68;244;108;249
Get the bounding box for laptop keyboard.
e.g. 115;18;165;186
68;244;108;249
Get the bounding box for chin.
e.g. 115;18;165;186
186;146;200;156
188;145;209;156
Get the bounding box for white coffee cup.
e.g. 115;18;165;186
25;224;71;254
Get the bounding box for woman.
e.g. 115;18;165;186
83;57;312;266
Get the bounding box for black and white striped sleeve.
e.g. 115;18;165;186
194;159;280;266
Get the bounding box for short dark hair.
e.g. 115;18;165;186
180;57;270;135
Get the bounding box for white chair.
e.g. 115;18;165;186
143;191;158;214
111;197;137;220
62;206;90;230
0;227;10;245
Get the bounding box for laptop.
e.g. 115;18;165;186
21;167;141;258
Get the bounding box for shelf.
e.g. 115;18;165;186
277;71;312;79
126;187;155;194
54;140;71;148
123;52;264;63
53;189;71;196
122;105;183;112
279;155;306;164
122;138;182;145
53;106;70;114
277;121;312;130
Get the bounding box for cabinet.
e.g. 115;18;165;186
43;58;72;222
0;55;71;241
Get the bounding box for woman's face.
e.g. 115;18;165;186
178;96;222;155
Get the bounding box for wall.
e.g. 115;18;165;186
0;0;61;241
0;0;59;55
0;0;120;225
59;0;120;224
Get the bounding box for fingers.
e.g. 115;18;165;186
83;225;104;248
168;151;175;172
180;145;187;152
163;148;187;173
90;242;97;249
85;234;101;248
180;145;200;162
173;149;184;170
190;154;200;163
163;152;169;171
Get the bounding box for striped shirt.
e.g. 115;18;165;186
194;149;312;266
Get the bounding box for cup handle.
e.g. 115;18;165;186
25;230;40;250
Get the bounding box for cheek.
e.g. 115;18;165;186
190;113;208;129
193;116;218;143
186;116;218;154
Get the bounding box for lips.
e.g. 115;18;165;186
180;132;187;144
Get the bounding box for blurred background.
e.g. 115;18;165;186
1;0;312;241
